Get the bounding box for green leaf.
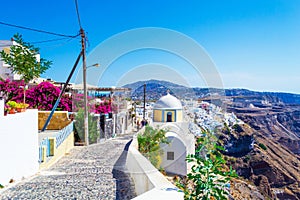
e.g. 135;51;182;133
177;129;238;199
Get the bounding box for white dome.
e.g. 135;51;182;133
153;93;182;109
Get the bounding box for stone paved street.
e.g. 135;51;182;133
0;135;136;200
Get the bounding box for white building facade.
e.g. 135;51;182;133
153;93;195;176
0;40;19;80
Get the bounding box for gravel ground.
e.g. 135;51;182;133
0;135;136;200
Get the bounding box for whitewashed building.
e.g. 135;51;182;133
153;93;195;176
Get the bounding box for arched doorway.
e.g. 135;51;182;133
167;112;172;122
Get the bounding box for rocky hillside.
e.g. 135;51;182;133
228;104;300;155
218;123;300;199
221;101;300;199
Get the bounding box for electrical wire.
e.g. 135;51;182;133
0;21;78;38
74;0;88;53
74;0;82;29
85;32;90;51
38;36;79;49
0;33;80;50
30;34;80;44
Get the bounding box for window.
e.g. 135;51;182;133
167;151;174;160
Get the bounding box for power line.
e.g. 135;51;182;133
0;34;80;49
74;0;82;29
0;21;78;38
30;34;80;44
35;36;79;49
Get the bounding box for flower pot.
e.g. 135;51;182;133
16;108;25;112
9;109;16;114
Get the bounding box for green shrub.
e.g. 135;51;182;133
177;130;238;200
74;109;99;144
137;125;169;168
232;124;243;133
223;122;231;134
259;143;267;150
6;100;17;108
243;155;251;163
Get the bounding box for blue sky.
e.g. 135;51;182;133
1;0;300;93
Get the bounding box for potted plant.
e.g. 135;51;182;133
16;102;29;112
22;103;29;111
16;103;22;112
6;100;17;114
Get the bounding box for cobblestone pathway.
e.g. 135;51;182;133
0;135;136;200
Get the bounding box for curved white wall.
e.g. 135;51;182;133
126;133;183;199
160;133;187;176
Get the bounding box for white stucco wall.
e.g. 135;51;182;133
0;109;39;185
0;41;14;80
155;122;195;175
0;99;4;117
160;133;187;176
126;133;183;199
126;138;155;195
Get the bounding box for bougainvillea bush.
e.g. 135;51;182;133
25;81;72;111
0;79;112;114
0;79;71;111
94;100;111;114
72;92;112;114
0;79;24;102
72;93;91;112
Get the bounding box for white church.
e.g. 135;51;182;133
152;92;195;176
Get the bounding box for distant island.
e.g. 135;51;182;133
124;79;300;105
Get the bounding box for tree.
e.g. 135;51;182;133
0;33;52;103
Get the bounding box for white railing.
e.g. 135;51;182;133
56;121;73;148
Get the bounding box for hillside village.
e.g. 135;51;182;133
2;73;300;199
1;38;300;198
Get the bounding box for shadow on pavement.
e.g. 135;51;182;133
112;139;137;200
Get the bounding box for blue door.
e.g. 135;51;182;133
167;112;172;122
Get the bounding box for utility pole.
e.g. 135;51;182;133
143;83;146;121
80;28;89;146
134;102;137;128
